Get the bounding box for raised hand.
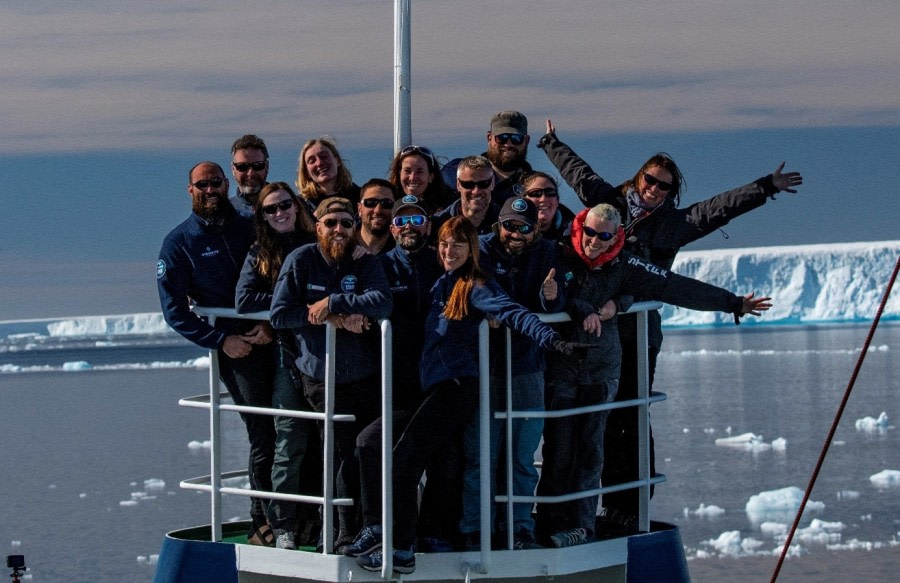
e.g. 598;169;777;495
542;268;558;301
741;292;773;316
772;162;802;193
546;118;556;135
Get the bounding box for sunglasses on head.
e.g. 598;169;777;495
494;133;525;146
524;188;558;198
321;217;354;229
232;161;267;172
392;214;427;228
582;225;616;241
361;198;395;209
501;220;534;235
192;178;224;190
642;173;673;192
262;200;294;215
458;178;493;190
400;145;437;167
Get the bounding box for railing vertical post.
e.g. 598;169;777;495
478;320;491;573
380;319;393;577
504;327;514;550
321;322;336;554
208;315;222;542
636;310;651;532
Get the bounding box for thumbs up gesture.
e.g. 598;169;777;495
542;268;558;301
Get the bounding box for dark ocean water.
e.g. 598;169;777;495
0;323;896;581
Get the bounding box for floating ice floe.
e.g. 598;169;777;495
137;554;159;565
62;361;91;371
144;478;165;490
869;469;900;488
855;412;890;433
700;530;769;558
795;519;844;544
188;440;211;450
685;503;725;518
760;522;787;538
746;486;825;524
837;490;860;500
714;432;785;452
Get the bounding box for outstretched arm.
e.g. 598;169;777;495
740;292;772;316
772;162;802;194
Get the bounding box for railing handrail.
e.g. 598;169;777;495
186;301;662;575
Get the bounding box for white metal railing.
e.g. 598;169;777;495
181;302;663;577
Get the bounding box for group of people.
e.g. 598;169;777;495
157;111;802;574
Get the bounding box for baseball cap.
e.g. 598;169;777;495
498;196;537;226
490;111;528;135
315;197;355;219
392;194;429;218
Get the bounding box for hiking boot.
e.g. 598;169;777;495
513;530;543;550
342;525;383;557
357;548;416;574
275;531;296;550
550;527;590;548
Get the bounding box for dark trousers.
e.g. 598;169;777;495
392;377;478;549
302;374;380;536
601;342;660;517
355;409;414;526
218;342;276;526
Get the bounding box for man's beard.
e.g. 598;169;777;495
192;193;231;223
237;182;263;201
486;145;526;173
366;223;390;239
319;232;356;262
396;230;425;251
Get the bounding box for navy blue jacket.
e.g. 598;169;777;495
421;270;560;391
157;207;254;350
270;243;392;383
381;244;444;408
479;233;565;376
431;198;500;239
235;231;316;314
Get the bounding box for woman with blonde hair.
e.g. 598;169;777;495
296;136;360;213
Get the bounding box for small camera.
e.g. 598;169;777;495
6;555;24;569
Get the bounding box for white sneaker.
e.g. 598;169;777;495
550;527;589;548
275;531;296;550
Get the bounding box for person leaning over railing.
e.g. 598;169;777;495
234;182;320;551
535;203;773;549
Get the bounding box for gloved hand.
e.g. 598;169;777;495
551;340;598;356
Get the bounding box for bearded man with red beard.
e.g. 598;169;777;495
270;197;393;552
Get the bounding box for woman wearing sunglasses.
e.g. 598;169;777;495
538;119;802;529
518;171;576;241
388;144;456;214
235;182;318;550
296;136;360;214
536;203;772;548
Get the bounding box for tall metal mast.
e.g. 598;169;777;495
393;0;411;153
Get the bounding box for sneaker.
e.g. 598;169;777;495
357;548;416;574
419;536;454;553
275;531;296;550
550;527;590;548
513;530;543;550
342;525;383;557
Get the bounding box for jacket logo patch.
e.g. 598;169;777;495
156;260;166;279
307;284;326;291
340;275;358;293
201;246;219;258
626;256;668;277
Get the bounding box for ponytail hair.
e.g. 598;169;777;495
438;216;486;320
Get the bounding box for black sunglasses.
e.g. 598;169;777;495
262;200;294;215
392;215;427;227
458;178;493;190
232;161;267;172
524;188;559;198
501;220;534;234
321;217;355;229
494;133;525;146
192;178;224;190
642;173;673;192
361;198;395;209
400;145;438;167
582;225;616;241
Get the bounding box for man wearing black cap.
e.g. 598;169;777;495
441;110;535;205
270;197;393;551
457;196;565;550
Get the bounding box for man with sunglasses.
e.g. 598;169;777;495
229;134;270;215
270;197;393;551
158;161;277;546
441;111;535;205
355;178;398;256
432;155;501;237
455;196;564;550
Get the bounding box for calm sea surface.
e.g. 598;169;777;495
0;323;896;582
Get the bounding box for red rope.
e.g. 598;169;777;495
770;255;900;582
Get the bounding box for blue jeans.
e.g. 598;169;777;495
460;372;544;535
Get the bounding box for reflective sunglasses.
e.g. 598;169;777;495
192;178;224;190
232;161;267;172
321;217;354;229
501;220;534;235
582;225;616;241
458;178;493;190
524;188;559;198
361;198;395;209
400;145;438;166
262;200;294;215
493;133;525;146
642;173;673;192
392;214;427;228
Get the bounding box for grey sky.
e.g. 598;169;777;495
3;0;899;154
